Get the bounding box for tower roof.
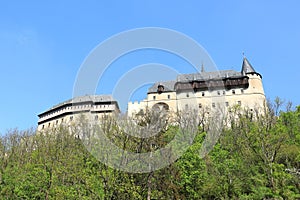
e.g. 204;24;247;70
241;57;256;74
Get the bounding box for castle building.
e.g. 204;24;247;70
37;57;266;129
127;57;266;117
37;95;120;131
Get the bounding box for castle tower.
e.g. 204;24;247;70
241;57;265;108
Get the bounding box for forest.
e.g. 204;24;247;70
0;99;299;199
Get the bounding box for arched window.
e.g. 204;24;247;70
152;102;169;112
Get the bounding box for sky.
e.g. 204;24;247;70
0;0;299;133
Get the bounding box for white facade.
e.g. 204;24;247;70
37;95;120;131
128;57;266;117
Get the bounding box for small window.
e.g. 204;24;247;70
153;96;156;100
212;103;216;108
217;91;220;95
241;89;244;94
232;90;235;94
167;95;170;99
223;91;225;95
70;116;73;121
186;93;189;98
157;85;164;93
56;120;58;124
225;102;229;107
238;101;241;105
42;125;44;129
202;92;205;97
95;115;98;120
199;103;202;108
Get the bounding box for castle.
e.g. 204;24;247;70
37;57;265;130
127;57;265;117
37;95;119;131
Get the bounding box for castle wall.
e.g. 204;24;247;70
37;103;119;131
127;72;266;117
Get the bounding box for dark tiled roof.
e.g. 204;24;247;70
51;95;115;109
241;57;256;73
147;70;245;93
177;70;243;82
38;95;116;116
148;81;176;93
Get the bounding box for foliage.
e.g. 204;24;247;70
0;99;299;199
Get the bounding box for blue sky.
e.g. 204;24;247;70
0;1;299;133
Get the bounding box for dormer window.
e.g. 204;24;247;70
157;84;164;94
192;82;197;89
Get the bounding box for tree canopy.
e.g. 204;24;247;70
0;99;299;199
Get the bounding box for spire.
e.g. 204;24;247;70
241;56;256;74
201;62;205;73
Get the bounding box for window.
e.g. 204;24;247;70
167;95;170;99
232;90;235;94
225;102;229;107
202;92;205;97
199;103;202;108
56;120;58;124
42;125;44;129
217;91;220;95
157;85;164;93
241;89;244;94
212;103;216;108
70;116;73;121
186;93;189;97
223;91;225;95
95;115;98;120
238;101;241;105
153;96;156;100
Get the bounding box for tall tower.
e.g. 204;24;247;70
241;57;265;108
